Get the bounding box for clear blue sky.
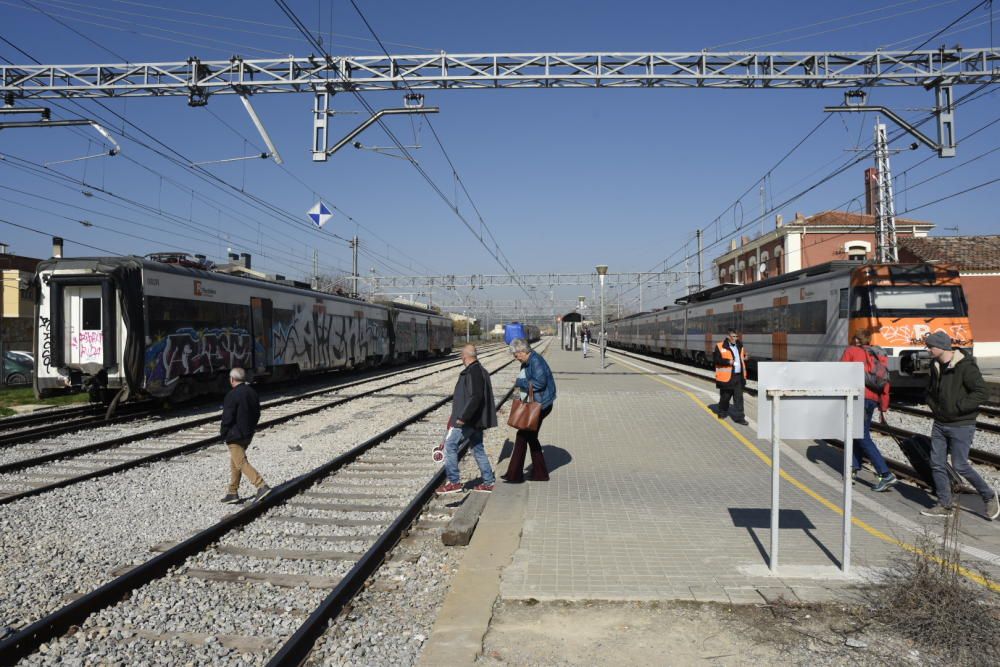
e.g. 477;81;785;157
1;0;997;312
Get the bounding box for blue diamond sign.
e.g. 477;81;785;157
308;201;333;228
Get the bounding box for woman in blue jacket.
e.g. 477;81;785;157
503;338;556;482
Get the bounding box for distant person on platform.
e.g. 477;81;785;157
220;368;271;504
920;331;999;520
436;344;498;495
581;327;590;358
713;328;749;426
839;330;898;492
503;338;556;482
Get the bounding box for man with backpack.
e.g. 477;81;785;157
920;331;999;520
840;330;898;493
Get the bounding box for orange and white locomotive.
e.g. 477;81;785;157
608;261;973;389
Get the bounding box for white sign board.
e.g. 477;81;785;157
756;362;864;440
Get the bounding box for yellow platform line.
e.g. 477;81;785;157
610;353;1000;592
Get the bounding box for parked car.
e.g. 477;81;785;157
3;351;33;386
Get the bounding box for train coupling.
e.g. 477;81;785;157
899;349;933;376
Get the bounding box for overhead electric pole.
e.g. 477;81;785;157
351;236;359;298
873;123;899;263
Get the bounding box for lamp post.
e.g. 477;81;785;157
596;265;608;369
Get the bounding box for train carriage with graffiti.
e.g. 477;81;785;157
608;261;974;389
33;255;453;402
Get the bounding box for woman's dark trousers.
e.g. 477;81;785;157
504;405;553;482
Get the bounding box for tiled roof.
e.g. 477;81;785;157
898;235;1000;272
789;211;932;228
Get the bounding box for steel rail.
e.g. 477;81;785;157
0;404;161;449
0;352;519;665
0;403;102;432
0;349;505;504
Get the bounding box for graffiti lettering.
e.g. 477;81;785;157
879;323;971;346
145;327;253;388
40;316;52;369
271;305;369;368
71;330;104;363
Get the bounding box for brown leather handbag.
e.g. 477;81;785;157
507;385;542;431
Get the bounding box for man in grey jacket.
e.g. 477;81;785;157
436;344;498;494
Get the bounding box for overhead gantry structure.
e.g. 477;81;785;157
3;50;997;98
3;48;996;161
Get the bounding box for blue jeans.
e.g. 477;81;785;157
444;425;495;485
852;399;890;477
930;421;994;506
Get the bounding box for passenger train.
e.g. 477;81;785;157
607;261;973;388
34;255;454;402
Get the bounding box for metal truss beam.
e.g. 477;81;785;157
371;272;684;290
2;50;997;99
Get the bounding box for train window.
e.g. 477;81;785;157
838;289;849;318
787;301;827;334
82;297;102;330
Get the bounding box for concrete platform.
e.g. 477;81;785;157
421;342;1000;665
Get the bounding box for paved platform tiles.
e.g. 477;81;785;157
495;345;1000;605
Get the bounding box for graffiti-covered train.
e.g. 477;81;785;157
34;255;454;402
608;261;974;389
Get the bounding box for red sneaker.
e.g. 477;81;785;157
474;484;494;492
435;481;464;495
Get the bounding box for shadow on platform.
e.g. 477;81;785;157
728;507;840;568
496;440;573;474
804;442;936;507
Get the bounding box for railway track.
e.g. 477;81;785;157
0;347;522;665
0;347;507;505
605;345;1000;475
0;401;161;449
888;402;1000;435
0;349;504;449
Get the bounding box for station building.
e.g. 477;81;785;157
712;210;934;285
0;243;43;353
898;235;1000;363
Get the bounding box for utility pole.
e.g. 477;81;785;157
696;230;703;291
639;277;643;313
873;122;899;263
311;249;319;290
350;236;359;298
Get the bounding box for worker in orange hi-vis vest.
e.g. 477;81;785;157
713;328;749;426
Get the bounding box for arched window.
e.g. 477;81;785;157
720;267;727;280
759;251;770;279
737;260;746;284
774;247;783;276
844;240;871;261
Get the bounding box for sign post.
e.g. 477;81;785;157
757;362;864;575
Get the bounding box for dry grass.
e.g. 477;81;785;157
862;508;1000;666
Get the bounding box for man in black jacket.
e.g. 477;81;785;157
436;344;498;494
920;331;998;519
220;367;270;504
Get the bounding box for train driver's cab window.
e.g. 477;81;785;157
82;297;102;330
852;286;966;317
